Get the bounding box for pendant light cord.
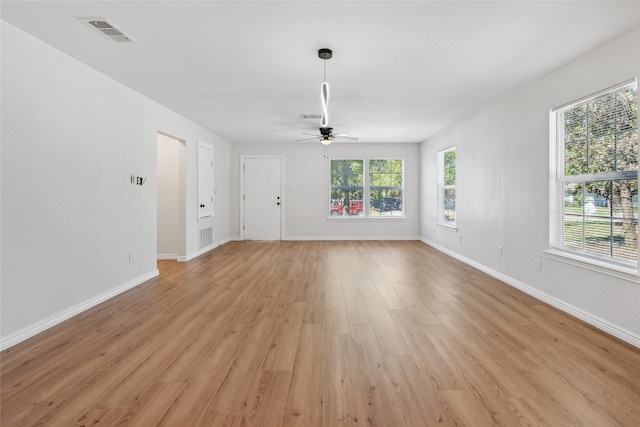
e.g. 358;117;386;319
324;59;327;83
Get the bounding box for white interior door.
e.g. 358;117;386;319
198;142;214;219
244;157;282;240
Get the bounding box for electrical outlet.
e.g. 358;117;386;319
497;246;503;257
535;258;541;271
458;234;462;243
129;251;135;263
322;222;327;228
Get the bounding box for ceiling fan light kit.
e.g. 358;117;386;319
295;48;359;145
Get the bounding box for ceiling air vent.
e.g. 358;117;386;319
82;18;136;43
300;114;322;120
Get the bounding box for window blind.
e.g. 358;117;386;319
553;81;638;266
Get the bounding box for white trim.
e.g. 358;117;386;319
327;217;406;222
551;78;637;112
421;238;640;349
179;237;233;262
549;109;559;252
544;248;639;283
157;253;179;260
285;235;421;241
0;269;159;351
436;223;458;232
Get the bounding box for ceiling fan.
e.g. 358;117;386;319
296;48;359;145
296;126;359;145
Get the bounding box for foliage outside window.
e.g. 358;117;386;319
438;147;456;225
369;159;403;216
330;160;364;216
552;81;638;267
329;158;404;217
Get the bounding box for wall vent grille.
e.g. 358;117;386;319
199;227;213;249
82;18;136;43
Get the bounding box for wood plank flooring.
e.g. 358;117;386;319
1;240;639;426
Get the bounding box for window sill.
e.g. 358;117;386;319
543;248;639;284
436;223;457;232
327;216;405;221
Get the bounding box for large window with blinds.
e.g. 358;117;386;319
551;80;638;268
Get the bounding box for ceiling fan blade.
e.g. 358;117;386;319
295;136;322;142
331;131;359;141
300;132;322;137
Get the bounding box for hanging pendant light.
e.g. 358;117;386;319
318;48;332;129
321;81;329;128
294;48;358;145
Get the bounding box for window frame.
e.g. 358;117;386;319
329;158;365;218
549;79;638;274
328;157;405;219
368;158;405;218
437;147;456;228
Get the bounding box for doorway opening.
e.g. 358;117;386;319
157;132;186;260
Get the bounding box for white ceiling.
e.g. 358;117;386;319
2;1;639;144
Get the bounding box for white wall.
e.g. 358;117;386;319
421;27;640;346
0;22;232;349
231;142;421;240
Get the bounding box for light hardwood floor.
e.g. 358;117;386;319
1;241;639;426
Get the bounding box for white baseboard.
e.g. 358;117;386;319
420;238;640;349
0;269;159;351
284;235;422;241
179;237;234;262
157;253;178;260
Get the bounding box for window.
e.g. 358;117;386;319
330;159;364;216
369;159;403;216
329;158;404;217
438;147;456;225
551;81;638;267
